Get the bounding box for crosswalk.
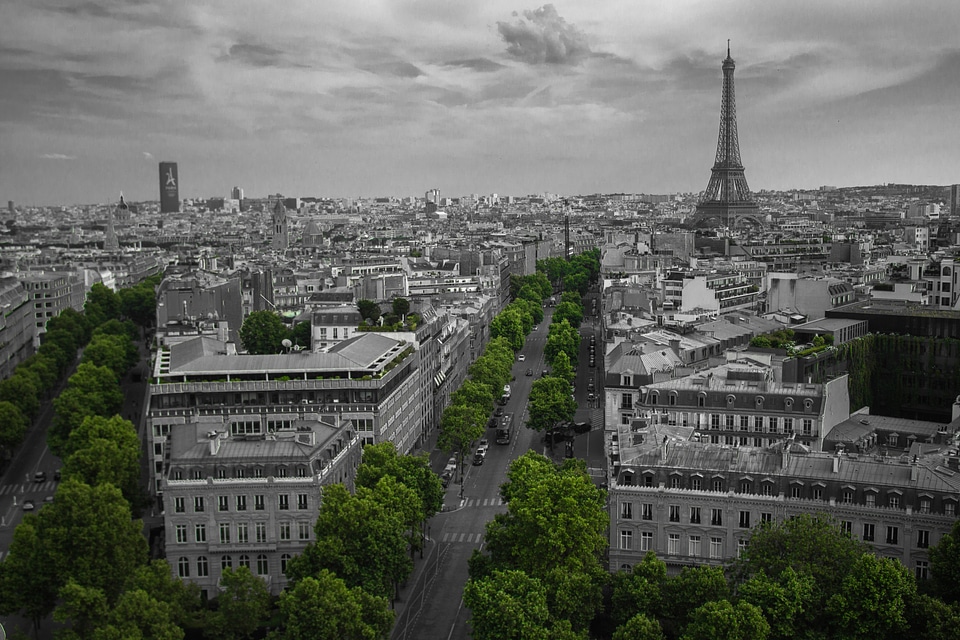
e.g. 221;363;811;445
440;532;484;544
461;497;504;508
0;481;57;495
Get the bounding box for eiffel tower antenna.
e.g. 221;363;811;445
693;40;761;230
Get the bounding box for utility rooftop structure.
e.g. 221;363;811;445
693;41;763;230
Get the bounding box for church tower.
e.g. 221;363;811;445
103;194;123;251
271;199;289;251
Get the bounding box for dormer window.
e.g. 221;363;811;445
784;397;794;411
755;396;765;408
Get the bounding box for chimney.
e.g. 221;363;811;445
910;454;918;481
208;431;221;456
669;338;681;355
832;453;840;473
781;440;790;469
661;435;668;461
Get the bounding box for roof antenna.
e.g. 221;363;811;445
727;39;730;58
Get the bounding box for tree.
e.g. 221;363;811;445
239;310;289;354
438;403;485;479
469;354;512;395
929;518;960;604
553;300;583;329
356;442;443;523
529;272;554;300
290;320;311;349
62;415;142;509
490;308;525;352
825;553;915;640
85;282;121;326
464;569;552;640
206;566;271;640
450;379;496;417
904;593;960;640
49;362;124;456
549;350;574;384
545;319;579;367
391;297;410;319
119;283;157;330
526;376;577;434
613;614;665;640
514;297;544;326
357;299;381;324
0;400;28;456
681;600;769;640
81;333;136;379
661;566;730;629
736;568;814;640
126;560;203;629
0;516;61;634
518;283;545;306
271;570;393;640
610;552;666;627
0;372;40;421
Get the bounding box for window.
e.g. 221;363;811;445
669;505;680;522
691;477;702;491
768;417;778;433
280;522;291;541
195;524;206;543
279;494;290;511
178;557;190;578
812;487;823;501
916;561;929;580
174;497;185;513
710;537;722;559
176;525;187;544
194;497;205;512
842;490;854;504
256;554;268;576
218;496;229;512
238;555;250;569
739;481;751;494
784;418;793;434
711;508;723;526
920;498;931;514
761;512;772;524
791;484;803;499
621;393;633;409
297;494;308;510
221;555;233;570
641;503;653;521
667;533;679;555
193;469;202;480
886;526;899;545
802;419;813;436
711;414;721;429
237;523;249;544
690;507;701;524
255;495;265;511
738;511;750;528
236;495;247;511
726;414;735;429
256;522;267;543
688;535;701;557
865;493;876;507
621;502;633;520
640;531;653;551
840;521;852;535
277;466;288;478
620;530;633;550
737;539;747;558
947;502;956;517
761;483;772;496
712;478;723;492
917;530;930;549
670;476;681;489
740;415;749;430
298;522;311;540
862;523;875;542
280;553;291;574
219;523;230;544
197;556;209;577
889;495;900;509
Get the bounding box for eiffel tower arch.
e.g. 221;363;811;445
691;42;763;231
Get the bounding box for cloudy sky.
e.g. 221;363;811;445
2;1;958;205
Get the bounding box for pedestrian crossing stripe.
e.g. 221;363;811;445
0;481;57;495
463;497;504;507
441;532;484;544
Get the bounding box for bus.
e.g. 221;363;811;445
496;413;513;445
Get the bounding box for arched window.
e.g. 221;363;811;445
221;555;232;570
197;556;209;577
755;396;765;408
178;557;190;578
784;397;794;410
239;554;250;568
726;394;736;407
280;553;291;575
256;554;268;576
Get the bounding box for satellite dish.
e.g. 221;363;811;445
281;339;292;349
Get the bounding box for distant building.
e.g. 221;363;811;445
947;184;959;218
271;200;289;251
231;186;244;201
18;270;85;346
159;162;180;214
0;276;37;380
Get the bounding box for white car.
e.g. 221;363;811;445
518;354;526;361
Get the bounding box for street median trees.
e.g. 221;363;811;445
49;362;124;456
438;403;485;477
527;377;577;434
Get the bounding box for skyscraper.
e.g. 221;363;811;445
159;162;180;213
949;184;960;218
692;41;761;230
231;186;244;200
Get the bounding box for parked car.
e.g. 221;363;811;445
495;406;504;417
54;469;61;481
22;499;35;511
525;368;533;376
518;354;526;362
33;471;46;483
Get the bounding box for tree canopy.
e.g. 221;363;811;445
239;310;290;354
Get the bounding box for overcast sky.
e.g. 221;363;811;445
2;1;958;205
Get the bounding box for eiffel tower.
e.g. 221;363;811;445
693;41;762;229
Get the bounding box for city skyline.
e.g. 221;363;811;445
1;1;959;206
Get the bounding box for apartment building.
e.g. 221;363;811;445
608;420;960;581
18;270;85;344
662;269;759;316
163;413;360;597
0;276;37;380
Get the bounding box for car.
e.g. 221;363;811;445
479;438;489;448
517;354;526;362
589;359;596;367
533;325;539;331
54;469;61;481
487;417;497;428
472;453;485;466
495;406;504;417
587;393;596;401
525;368;533;376
542;369;549;377
33;471;46;483
43;495;55;504
22;499;35;511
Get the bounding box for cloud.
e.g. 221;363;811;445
223;43;288;68
142;151;153;159
497;4;591;66
443;58;506;73
365;61;424;78
40;153;76;160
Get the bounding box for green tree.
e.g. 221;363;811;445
904;593;960;640
0;516;61;634
206;566;271;640
681;600;769;640
438;403;485;478
0;400;28;456
563;271;589;297
357;299;381;324
290;320;311;349
20;353;60;393
55;580;186;640
119;283;157;330
469;353;512;395
45;306;91;345
450;379;496;417
527;376;577;433
286;484;411;601
518;283;545;306
49;362;124;456
929;518;960;604
826;553;915;640
661;565;730;629
736;568;814;640
464;569;552;640
749;336;772;348
553;300;583;329
356;442;443;523
239;310;289;354
126;560;203;629
613;614;666;640
0;372;40;421
85;282;122;326
62;415;142;508
515;296;545;326
610;552;666;627
81;333;136;379
271;570;393;640
490;308;525;352
529;271;554;300
550;350;575;384
391;297;410;318
545;319;579;367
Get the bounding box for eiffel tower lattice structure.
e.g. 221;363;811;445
693;41;763;230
